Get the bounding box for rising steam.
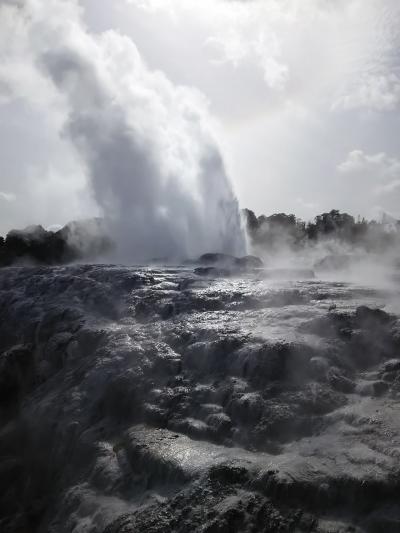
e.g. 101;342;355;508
1;0;246;262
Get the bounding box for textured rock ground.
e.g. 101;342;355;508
1;264;400;532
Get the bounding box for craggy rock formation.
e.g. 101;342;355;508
0;219;113;267
194;253;264;277
1;265;400;532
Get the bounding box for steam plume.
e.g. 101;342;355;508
1;0;246;262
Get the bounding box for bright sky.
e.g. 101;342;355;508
1;0;400;235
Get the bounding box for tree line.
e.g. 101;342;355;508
243;209;400;252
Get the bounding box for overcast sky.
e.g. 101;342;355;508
1;0;400;235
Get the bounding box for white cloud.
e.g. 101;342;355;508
0;191;16;202
375;181;400;197
338;150;400;198
206;23;289;92
376;179;400;194
125;0;400;111
338;150;400;177
126;0;175;13
334;73;400;112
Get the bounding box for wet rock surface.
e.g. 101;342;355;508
0;264;400;532
197;253;264;269
194;254;264;278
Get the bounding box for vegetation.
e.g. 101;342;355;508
243;208;400;252
1;209;400;267
0;219;113;267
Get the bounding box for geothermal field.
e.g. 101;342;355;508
1;257;400;532
2;1;400;532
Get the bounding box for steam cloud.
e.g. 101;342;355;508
1;0;246;262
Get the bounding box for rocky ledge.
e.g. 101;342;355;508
0;265;400;532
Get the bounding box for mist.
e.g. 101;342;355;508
1;0;245;262
243;207;400;294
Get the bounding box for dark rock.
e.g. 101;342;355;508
373;380;389;396
381;359;400;373
327;368;356;393
228;392;264;424
168;417;210;440
235;255;264;269
206;412;232;440
198;253;237;266
0;344;34;402
355;305;394;327
382;372;397;383
357;380;389;397
195;253;264;276
195;267;233;277
208;463;249;485
309;356;330;379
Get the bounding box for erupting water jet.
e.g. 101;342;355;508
4;0;246;263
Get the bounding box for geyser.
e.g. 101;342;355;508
1;0;246;262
